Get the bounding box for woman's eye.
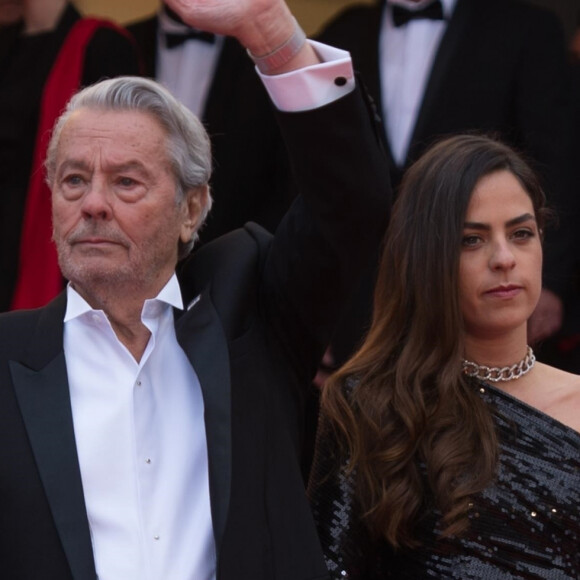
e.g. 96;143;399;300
462;234;481;247
512;229;534;240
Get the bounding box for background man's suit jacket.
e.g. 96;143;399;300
318;0;578;363
128;15;295;245
0;86;391;579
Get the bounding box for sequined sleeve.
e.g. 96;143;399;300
310;379;580;580
308;415;375;580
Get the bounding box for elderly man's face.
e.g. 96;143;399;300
51;108;199;299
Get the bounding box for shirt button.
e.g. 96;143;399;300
145;458;152;464
153;535;160;541
334;76;347;86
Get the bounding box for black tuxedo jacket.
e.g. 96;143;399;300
0;86;391;579
127;15;295;245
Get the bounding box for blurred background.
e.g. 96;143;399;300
75;0;372;35
73;0;580;41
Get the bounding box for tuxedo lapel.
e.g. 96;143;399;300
201;37;244;126
339;3;402;173
10;296;96;580
175;291;232;555
357;7;398;167
354;7;384;122
408;0;473;159
127;15;158;77
141;16;159;78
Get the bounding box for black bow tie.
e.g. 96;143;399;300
392;1;444;27
165;29;216;49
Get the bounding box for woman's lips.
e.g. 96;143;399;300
484;285;522;298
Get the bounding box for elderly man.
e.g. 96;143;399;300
0;0;390;578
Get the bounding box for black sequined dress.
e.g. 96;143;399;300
310;382;580;579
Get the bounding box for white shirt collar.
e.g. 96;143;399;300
64;273;184;323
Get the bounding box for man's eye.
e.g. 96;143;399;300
118;177;137;187
64;174;84;186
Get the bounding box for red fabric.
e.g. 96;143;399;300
558;333;580;353
11;18;123;310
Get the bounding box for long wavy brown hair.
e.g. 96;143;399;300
320;134;548;549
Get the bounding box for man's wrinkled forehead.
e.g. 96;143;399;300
54;108;172;175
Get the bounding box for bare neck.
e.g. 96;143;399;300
463;326;529;369
73;284;157;363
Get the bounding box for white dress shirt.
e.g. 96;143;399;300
157;10;224;118
259;41;354;112
62;44;354;580
65;276;215;580
381;0;457;165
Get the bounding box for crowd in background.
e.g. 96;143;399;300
0;1;578;578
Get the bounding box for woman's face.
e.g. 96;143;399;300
458;170;542;340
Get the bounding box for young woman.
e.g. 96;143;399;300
309;134;580;579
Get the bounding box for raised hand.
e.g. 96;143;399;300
164;0;296;57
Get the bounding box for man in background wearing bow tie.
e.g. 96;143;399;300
314;0;578;378
128;1;295;246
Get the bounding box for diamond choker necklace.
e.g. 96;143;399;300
462;346;536;382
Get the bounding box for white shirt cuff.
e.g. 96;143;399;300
258;40;355;112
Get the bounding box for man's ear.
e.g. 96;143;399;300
179;185;207;244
